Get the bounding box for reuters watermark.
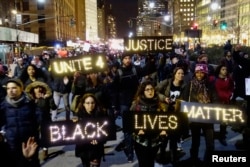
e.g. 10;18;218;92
209;151;248;167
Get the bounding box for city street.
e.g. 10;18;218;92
39;106;245;167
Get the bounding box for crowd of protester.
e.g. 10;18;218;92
0;42;250;167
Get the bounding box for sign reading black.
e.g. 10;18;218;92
50;54;108;76
123;36;173;54
43;117;116;146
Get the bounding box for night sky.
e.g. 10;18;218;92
109;0;138;38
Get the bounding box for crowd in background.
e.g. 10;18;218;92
0;41;250;167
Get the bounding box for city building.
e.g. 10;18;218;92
196;0;250;46
137;0;169;36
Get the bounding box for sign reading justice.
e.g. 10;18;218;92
50;54;108;76
44;117;116;146
180;101;246;124
123;36;173;54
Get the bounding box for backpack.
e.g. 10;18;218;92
117;66;137;82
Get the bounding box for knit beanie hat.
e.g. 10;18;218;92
195;63;208;74
6;78;24;90
121;54;132;60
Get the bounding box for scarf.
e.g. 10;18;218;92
5;94;26;107
191;78;210;103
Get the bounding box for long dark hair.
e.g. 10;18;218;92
134;80;157;101
75;93;106;117
214;64;228;78
19;64;47;83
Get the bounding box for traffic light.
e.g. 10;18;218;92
220;21;227;30
192;22;198;30
213;19;218;27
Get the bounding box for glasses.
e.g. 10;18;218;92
144;88;154;92
84;102;95;105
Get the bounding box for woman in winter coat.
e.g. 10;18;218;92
25;81;57;160
156;67;188;164
74;93;107;167
181;63;218;166
209;64;234;146
130;80;168;167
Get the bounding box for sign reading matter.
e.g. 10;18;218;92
50;54;107;76
181;102;246;124
123;36;173;54
44;117;116;146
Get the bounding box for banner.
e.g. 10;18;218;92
43;117;116;146
122;112;183;134
180;101;247;125
123;36;173;54
50;54;107;76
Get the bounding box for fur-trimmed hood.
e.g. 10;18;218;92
25;81;52;100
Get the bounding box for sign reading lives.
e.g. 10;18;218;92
50;54;108;76
44;117;116;146
123;112;182;133
123;36;173;54
181;102;246;125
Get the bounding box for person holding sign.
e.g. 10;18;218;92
130;80;168;167
210;64;234;146
74;93;107;167
156;67;188;163
180;63;218;166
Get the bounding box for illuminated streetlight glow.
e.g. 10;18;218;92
37;0;45;3
164;15;171;21
149;2;155;9
211;2;219;10
207;15;212;21
12;10;17;15
128;32;133;38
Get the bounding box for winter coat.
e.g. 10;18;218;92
25;81;57;148
75;108;106;161
25;81;57;122
130;96;167;147
0;93;41;151
113;65;140;106
51;76;72;93
156;78;186;105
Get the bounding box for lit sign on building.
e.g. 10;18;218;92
44;118;116;146
123;36;173;53
180;102;246;124
50;54;107;76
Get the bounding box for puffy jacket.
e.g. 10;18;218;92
0;93;40;151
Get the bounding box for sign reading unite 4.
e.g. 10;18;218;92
50;54;107;76
123;36;173;53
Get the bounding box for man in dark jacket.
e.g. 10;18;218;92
0;78;41;167
112;54;155;162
